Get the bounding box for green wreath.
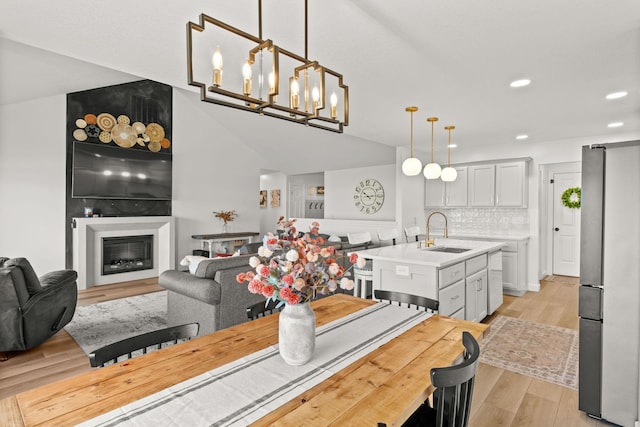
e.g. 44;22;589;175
561;187;581;209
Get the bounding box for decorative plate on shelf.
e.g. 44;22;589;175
73;129;88;141
75;118;87;129
111;123;137;148
96;113;117;131
145;123;165;142
132;122;146;134
117;115;131;125
84;114;97;125
147;141;161;152
98;131;112;143
85;124;100;138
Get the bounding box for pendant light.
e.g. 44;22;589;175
441;125;457;182
401;106;423;176
423;117;442;179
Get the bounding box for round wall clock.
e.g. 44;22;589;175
353;178;385;214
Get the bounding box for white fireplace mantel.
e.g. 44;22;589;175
72;216;175;290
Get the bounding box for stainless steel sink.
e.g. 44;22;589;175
426;246;472;253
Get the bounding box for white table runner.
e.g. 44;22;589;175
80;302;432;427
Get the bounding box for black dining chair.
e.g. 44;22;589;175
374;289;439;313
246;299;282;320
89;323;200;368
396;331;481;427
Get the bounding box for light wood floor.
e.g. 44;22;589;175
0;276;608;426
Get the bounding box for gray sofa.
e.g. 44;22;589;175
158;237;381;337
158;255;264;336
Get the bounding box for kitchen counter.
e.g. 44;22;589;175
352;238;505;268
350;238;506;320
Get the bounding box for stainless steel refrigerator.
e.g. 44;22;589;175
579;141;640;426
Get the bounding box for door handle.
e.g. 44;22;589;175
554;227;559;231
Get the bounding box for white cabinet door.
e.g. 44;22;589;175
445;166;468;207
468;165;495;207
465;269;488;322
501;251;518;292
496;162;527;207
425;178;445;207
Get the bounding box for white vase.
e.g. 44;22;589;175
278;303;316;365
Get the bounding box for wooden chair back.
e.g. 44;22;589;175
429;331;480;427
374;289;439;313
89;323;199;368
388;332;480;427
247;299;282;320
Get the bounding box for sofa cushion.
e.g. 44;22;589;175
194;255;253;279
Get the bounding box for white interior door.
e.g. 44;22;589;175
552;171;581;276
289;183;304;219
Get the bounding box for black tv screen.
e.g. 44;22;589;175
72;142;172;200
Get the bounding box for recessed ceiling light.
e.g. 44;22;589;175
510;79;531;88
448;144;457;148
516;134;528;140
606;91;628;100
608;122;624;128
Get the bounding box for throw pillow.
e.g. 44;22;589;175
180;255;208;274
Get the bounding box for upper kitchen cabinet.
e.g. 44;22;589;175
425;166;468;208
468;164;496;207
495;161;528;207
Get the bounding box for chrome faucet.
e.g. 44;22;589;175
426;211;448;247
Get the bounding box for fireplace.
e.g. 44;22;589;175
102;235;153;276
72;216;175;289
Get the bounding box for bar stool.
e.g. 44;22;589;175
377;228;399;246
404;226;421;243
347;232;374;299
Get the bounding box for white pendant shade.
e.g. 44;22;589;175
441;166;457;182
424;162;442;179
402;157;423;176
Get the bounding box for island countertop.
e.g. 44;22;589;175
350;238;505;268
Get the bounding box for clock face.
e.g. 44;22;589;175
353;178;385;214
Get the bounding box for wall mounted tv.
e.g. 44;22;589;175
72;141;172;200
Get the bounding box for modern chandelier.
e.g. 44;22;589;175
441;125;457;182
401;106;422;176
186;0;349;133
424;117;442;179
400;107;457;181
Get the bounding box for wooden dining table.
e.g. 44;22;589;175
0;294;488;427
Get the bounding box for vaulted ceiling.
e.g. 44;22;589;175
1;0;639;157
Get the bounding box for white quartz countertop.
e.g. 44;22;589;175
350;238;506;268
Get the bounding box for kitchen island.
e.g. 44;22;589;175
352;238;505;321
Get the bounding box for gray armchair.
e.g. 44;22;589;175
0;258;78;352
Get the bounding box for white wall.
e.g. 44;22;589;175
0;96;67;274
260;172;287;235
171;89;266;259
324;164;395;220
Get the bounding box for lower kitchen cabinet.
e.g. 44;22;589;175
466;269;488;322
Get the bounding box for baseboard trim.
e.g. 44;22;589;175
528;282;541;292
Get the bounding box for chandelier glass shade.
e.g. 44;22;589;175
186;0;348;133
401;106;423;176
424;117;442;179
441;125;457;182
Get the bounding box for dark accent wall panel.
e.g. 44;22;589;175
65;79;172;268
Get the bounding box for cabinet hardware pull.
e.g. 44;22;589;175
451;295;460;300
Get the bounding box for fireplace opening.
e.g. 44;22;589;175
102;235;153;276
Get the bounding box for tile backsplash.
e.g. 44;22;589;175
425;208;530;235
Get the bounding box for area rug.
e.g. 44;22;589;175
65;291;168;355
479;315;578;390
